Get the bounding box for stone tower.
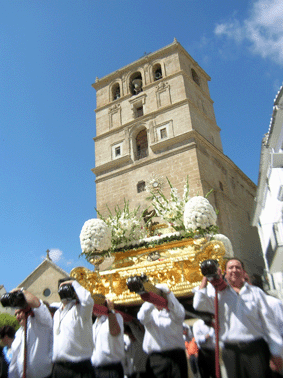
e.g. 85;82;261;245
92;39;263;274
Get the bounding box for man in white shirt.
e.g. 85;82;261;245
8;289;53;378
92;299;124;378
52;278;94;378
137;284;188;378
123;320;147;378
193;258;283;378
193;319;216;378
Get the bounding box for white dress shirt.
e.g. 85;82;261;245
193;319;216;349
123;322;147;375
266;295;283;337
9;301;53;378
91;313;124;367
137;286;185;354
52;280;94;363
193;282;283;356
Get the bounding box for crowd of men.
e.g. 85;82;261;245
0;257;283;378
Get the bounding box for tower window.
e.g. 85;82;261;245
137;181;146;193
112;83;120;101
136;106;144;117
153;64;162;81
156;123;170;141
191;69;200;86
112;142;123;160
130;72;143;95
160;127;167;139
136;129;148;160
115;146;121;157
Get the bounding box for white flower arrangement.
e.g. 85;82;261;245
114;231;181;250
184;196;217;231
148;177;190;231
96;200;147;251
80;218;112;253
213;234;234;257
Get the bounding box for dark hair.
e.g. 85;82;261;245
225;258;245;270
0;326;16;339
58;277;75;289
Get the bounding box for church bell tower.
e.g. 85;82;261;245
92;39;263;274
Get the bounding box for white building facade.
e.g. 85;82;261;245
252;85;283;299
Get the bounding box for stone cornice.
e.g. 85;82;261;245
94;97;219;141
92;154;133;176
92;39;210;90
93;133;198;183
93;130;256;190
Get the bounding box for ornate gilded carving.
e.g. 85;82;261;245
70;238;226;305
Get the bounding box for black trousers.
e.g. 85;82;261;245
146;348;188;378
94;362;124;378
222;338;272;378
198;348;216;378
52;359;94;378
128;373;147;378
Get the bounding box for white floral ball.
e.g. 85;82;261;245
184;196;217;230
213;234;234;257
80;218;112;253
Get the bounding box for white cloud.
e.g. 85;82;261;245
214;0;283;65
49;248;63;263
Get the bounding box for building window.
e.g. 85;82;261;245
115;146;121;157
136;129;148;160
219;181;224;191
136;106;144;117
112;142;123;159
156;122;171;142
191;68;200;86
43;288;51;297
137;181;146;193
153;64;162;81
130;72;143;95
160;127;167;139
112;83;120;101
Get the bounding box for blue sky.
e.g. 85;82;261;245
1;0;283;292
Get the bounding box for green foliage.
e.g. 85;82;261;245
0;312;20;331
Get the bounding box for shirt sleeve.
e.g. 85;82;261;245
193;286;215;314
72;280;94;308
167;291;185;321
32;300;53;328
193;322;206;346
137;301;155;325
255;287;283;356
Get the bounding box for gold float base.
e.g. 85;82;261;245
71;237;226;306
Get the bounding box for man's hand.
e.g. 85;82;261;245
59;280;74;288
105;299;114;312
270;355;283;373
105;299;121;337
12;288;40;308
199;276;208;290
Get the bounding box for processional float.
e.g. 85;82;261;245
70;179;233;315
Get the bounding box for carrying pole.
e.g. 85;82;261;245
214;287;221;378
